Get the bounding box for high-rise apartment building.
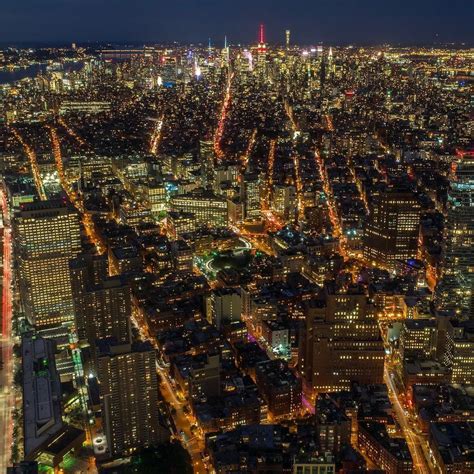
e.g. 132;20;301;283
363;185;421;271
206;288;242;329
14;200;81;332
70;254;132;350
299;282;384;394
97;341;167;457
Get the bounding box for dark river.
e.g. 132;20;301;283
0;61;84;84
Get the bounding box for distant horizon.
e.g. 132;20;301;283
1;39;472;49
1;0;472;46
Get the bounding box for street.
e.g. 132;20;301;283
384;364;438;474
0;189;15;472
131;314;208;473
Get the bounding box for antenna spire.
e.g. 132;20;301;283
259;24;265;44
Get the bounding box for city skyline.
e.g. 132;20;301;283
1;0;473;45
0;9;472;474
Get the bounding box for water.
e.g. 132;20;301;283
0;61;84;85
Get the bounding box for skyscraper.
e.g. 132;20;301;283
363;184;421;271
243;173;261;220
14;200;81;335
299;282;384;394
436;157;474;318
97;340;168;457
70;253;132;352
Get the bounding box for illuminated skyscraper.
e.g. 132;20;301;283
14;200;81;335
221;36;230;66
70;254;132;351
97;341;168;456
243;173;262;219
363;184;421;271
285;29;291;49
436;157;474;318
252;24;268;76
272;184;296;220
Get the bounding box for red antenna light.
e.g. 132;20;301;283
259;24;265;44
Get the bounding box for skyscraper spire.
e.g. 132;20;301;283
259;24;265;44
224;35;228;49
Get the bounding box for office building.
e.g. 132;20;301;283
363;185;421;271
213;164;240;194
299;283;384;394
444;320;474;385
189;353;221;400
243;173;261;219
171;189;228;228
436;157;474;318
272;184;296;220
167;210;197;238
14;200;82;333
399;318;438;360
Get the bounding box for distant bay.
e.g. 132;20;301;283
0;61;84;85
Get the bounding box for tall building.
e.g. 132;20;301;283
243;173;261;219
272;184;296;220
436;157;474;318
399;319;438;360
363;184;421;271
206;288;242;329
213;164;240;195
299;282;384;394
252;24;268;76
199;140;215;188
70;254;132;351
444;320;474;385
14;200;81;335
97;341;168;457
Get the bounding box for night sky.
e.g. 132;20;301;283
1;0;472;45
